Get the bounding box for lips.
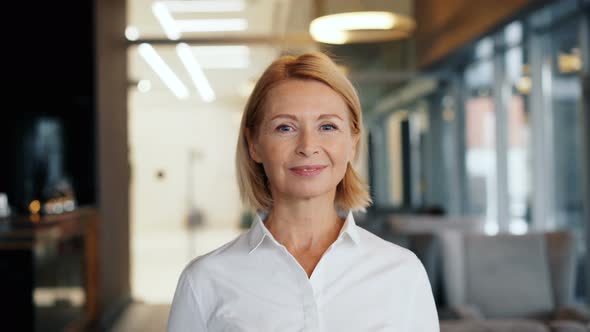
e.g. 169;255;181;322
289;165;327;176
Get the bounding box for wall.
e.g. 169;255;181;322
128;98;244;229
95;0;131;327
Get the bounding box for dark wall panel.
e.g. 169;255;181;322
0;1;96;214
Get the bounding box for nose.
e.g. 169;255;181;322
296;127;320;157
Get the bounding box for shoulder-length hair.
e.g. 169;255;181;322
235;51;372;212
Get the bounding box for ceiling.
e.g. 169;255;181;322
127;0;416;113
127;0;318;109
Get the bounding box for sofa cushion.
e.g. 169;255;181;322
440;319;550;332
464;233;554;319
545;231;577;307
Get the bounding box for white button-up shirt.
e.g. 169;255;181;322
168;211;439;332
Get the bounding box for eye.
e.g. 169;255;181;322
276;124;294;132
320;124;338;131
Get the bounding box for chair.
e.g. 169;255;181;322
438;230;590;332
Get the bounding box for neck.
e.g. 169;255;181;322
264;194;344;256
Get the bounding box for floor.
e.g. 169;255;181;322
108;222;243;330
109;303;171;332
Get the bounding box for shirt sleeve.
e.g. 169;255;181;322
405;260;440;332
167;267;208;332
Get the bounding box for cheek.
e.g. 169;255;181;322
329;139;354;164
259;142;288;172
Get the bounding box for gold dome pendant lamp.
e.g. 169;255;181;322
309;0;416;44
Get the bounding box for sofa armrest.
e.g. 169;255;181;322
555;304;590;323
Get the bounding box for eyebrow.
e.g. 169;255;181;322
268;113;344;121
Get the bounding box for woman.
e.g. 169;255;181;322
168;52;439;331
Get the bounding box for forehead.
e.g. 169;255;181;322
263;79;350;119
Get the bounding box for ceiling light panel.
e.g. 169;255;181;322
177;43;216;102
138;43;189;99
152;2;181;40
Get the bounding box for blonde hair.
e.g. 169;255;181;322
235;52;372;212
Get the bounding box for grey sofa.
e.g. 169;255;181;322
438;230;590;332
356;211;590;331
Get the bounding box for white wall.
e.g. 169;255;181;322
129;94;244;229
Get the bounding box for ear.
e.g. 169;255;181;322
245;128;262;163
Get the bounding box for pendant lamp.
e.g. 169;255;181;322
309;0;415;44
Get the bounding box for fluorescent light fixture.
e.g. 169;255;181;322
176;43;215;102
190;45;250;68
138;43;189;99
125;26;140;41
163;0;246;12
175;19;248;32
152;2;181;40
137;80;152;93
310;11;414;44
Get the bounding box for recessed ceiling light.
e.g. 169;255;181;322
138;43;188;99
125;26;140;41
137;80;151;93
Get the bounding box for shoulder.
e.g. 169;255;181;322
179;230;250;284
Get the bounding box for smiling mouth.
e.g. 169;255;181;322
289;165;327;176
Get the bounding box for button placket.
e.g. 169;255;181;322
297;264;321;331
303;295;320;331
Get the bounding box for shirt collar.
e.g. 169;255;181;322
247;210;361;254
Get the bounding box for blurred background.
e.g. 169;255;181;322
1;0;589;331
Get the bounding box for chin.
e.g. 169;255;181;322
284;185;336;201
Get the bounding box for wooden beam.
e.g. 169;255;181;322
414;0;535;68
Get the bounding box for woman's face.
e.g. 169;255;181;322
248;79;358;202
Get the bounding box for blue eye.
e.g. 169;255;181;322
320;124;337;131
277;125;293;132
